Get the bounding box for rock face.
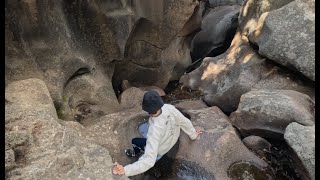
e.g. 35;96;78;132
249;0;315;81
112;0;198;89
5;79;123;179
176;106;269;180
181;32;314;114
229;89;314;138
284;122;315;180
190;5;239;60
5;0;122;121
6;0;200;121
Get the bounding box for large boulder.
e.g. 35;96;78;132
181;32;314;114
5;78;123;179
248;0;315;81
239;0;294;36
176;106;270;179
119;87;146;110
190;5;240;60
284;123;315;180
229;89;315;138
173;99;208;113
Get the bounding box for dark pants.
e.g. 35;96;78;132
132;137;147;155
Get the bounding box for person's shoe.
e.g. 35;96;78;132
125;149;136;157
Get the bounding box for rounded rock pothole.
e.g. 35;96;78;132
227;161;274;180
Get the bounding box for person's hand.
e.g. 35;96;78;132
113;162;125;175
195;127;203;138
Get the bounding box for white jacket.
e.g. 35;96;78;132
124;104;197;176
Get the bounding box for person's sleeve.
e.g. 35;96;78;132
173;106;197;140
123;121;164;177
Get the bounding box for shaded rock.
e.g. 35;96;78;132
242;136;271;155
176;106;269;179
123;0;198;55
121;80;133;92
208;0;244;7
181;32;314;114
178;2;204;36
5;78;121;180
173;99;208;113
64;0;128;61
115;36;192;89
139;86;166;96
284;122;315;180
239;0;294;36
132;0;164;22
119;87;146;109
160;37;193;83
242;136;271;151
121;81;166;96
229;89;315;138
190;5;239;60
249;0;315;81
